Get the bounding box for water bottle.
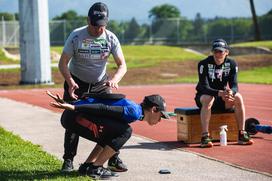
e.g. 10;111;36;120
220;125;228;146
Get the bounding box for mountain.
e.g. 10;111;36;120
0;0;272;21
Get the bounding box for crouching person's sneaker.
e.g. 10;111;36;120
108;156;128;172
61;159;74;172
200;134;213;148
238;131;254;145
87;166;118;180
78;162;93;175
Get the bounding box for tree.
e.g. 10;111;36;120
0;12;17;21
205;17;253;43
51;10;86;45
148;4;180;20
107;20;125;42
259;9;272;40
249;0;261;40
192;13;205;41
148;4;181;43
124;18;141;41
52;10;85;21
206;18;233;42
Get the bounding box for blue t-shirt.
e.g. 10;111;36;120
73;98;143;123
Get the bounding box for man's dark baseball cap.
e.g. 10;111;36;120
212;39;229;51
88;2;109;26
143;94;170;119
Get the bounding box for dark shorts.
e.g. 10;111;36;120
195;94;226;111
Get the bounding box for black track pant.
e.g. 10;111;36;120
61;110;132;152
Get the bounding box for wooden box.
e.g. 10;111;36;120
174;107;238;143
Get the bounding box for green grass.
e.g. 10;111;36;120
0;127;92;180
0;67;19;73
52;45;205;68
238;66;272;84
2;45;272;85
174;76;198;83
165;66;272;84
0;48;19;64
149;76;198;84
231;40;272;50
119;45;204;68
51;47;63;54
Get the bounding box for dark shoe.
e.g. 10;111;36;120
87;166;117;180
61;159;74;172
78;162;93;175
108;156;128;172
200;134;213;148
238;131;254;145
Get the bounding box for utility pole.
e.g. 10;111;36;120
19;0;52;84
249;0;261;41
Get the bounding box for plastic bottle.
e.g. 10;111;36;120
220;125;228;146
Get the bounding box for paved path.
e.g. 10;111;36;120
0;63;58;69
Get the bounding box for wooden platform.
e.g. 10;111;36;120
174;107;238;143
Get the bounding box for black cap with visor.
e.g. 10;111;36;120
142;95;170;119
212;39;229;52
88;2;109;26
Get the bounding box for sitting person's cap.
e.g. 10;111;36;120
212;39;229;51
143;94;170;119
88;2;109;26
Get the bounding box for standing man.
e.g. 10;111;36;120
195;39;254;148
58;2;127;172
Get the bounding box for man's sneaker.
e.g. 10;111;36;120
78;162;93;175
87;166;117;180
108;156;128;172
238;131;254;145
200;135;213;148
61;159;74;172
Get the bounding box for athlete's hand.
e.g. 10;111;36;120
49;102;75;111
219;89;234;102
224;88;234;102
225;88;233;96
104;80;119;89
68;80;79;100
46;90;65;103
224;93;235;102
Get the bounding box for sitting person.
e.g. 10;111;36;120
194;39;253;148
47;91;169;179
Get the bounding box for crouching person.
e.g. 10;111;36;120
47;91;169;179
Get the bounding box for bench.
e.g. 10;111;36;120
174;107;238;143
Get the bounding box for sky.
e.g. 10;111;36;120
1;0;272;22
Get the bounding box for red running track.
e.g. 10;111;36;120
0;83;271;174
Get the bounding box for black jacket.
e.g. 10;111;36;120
196;56;238;96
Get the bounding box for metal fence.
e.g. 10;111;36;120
0;18;270;47
0;21;19;47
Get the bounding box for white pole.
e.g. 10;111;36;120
2;16;6;47
63;20;67;44
176;18;180;44
19;0;52;84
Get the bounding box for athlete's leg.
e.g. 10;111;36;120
61;76;90;171
62;112;132;166
233;93;245;130
85;144;104;163
199;95;215;134
93;145;116;166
